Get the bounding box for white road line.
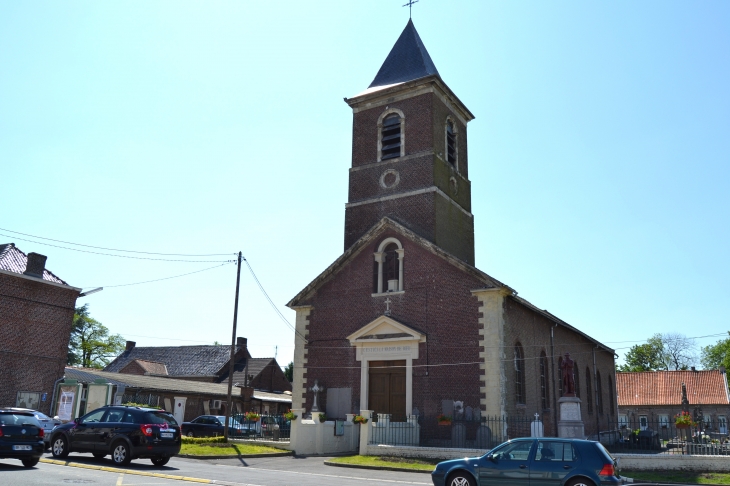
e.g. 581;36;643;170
212;464;430;485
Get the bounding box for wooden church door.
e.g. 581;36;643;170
368;360;406;421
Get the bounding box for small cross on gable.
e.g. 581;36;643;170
384;297;392;316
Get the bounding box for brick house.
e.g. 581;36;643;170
287;20;617;439
0;243;80;414
616;369;730;434
103;337;291;414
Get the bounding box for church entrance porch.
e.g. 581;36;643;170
368;360;406;421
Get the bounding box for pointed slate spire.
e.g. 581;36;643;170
369;19;439;88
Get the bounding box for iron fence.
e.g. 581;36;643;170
120;393;162;408
604;418;730;456
368;414;533;449
229;413;291;442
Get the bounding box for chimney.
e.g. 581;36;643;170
236;337;247;349
691;366;696;372
125;341;136;352
720;366;726;374
23;252;47;279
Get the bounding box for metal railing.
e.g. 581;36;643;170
229;413;291;442
368;414;533;450
604;418;730;455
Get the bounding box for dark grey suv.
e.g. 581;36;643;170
50;405;181;466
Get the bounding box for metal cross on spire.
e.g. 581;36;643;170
403;0;419;19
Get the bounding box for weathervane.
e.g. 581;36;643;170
403;0;419;19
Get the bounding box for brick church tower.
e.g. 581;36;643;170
344;19;476;265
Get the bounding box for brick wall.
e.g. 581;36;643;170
249;361;292;393
0;271;79;415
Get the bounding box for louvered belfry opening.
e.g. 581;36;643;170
446;120;456;165
382;243;399;291
381;114;401;160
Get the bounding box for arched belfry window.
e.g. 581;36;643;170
514;343;526;405
445;118;457;167
373;238;404;294
539;351;549;410
378;109;405;162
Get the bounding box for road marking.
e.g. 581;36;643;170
40;458;214;484
212;463;431;485
117;473;125;486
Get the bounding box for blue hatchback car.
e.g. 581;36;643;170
431;438;628;486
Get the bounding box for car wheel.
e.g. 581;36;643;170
52;435;69;458
447;471;475;486
151;456;170;467
21;457;39;468
111;441;131;466
92;452;106;459
566;478;596;486
186;431;194;437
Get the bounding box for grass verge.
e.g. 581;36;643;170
328;455;439;472
180;442;287;456
623;470;730;485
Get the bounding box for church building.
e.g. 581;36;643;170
287;20;617;438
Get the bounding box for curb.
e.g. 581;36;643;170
178;451;293;459
323;460;432;474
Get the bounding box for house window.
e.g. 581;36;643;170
540;351;549;410
658;414;670;428
596;370;604;415
608;374;615;416
718;415;727;434
381;114;402;161
373;238;404;294
639;415;648;430
619;414;628;428
514;343;526;405
585;367;593;414
446;119;457;166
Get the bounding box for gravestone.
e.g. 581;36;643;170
411;407;420;417
473;407;481;423
476;424;492;448
465;406;473;421
452;422;466;448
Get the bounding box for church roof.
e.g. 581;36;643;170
369;19;439;89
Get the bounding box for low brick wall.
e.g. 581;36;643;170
366;444;488;460
616;454;730;472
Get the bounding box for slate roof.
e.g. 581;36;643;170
0;243;68;285
121;359;168;375
617;370;730;406
369;19;439;88
104;344;248;377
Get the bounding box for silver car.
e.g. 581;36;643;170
6;408;61;448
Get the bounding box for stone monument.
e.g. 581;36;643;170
557;352;585;438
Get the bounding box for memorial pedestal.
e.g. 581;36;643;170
557;396;585;439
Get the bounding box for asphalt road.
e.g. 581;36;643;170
0;453;432;486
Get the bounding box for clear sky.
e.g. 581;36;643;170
2;1;728;369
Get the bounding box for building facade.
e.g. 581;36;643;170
287;20;617;439
0;244;80;415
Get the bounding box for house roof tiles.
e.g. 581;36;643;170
0;243;68;285
104;344;248;376
616;370;730;406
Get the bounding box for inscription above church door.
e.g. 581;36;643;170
368;360;406;421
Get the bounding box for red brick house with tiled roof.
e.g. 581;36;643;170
616;369;730;434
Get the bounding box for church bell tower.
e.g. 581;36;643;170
344;19;476;265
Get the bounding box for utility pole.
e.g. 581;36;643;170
224;251;242;440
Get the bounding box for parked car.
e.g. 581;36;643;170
430;437;628;486
50;405;181;467
0;408;45;467
5;407;62;449
260;415;290;439
181;415;248;437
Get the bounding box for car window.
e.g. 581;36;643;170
495;441;533;461
0;412;41;427
34;412;51;421
121;412;136;423
103;409;126;423
82;409;107;423
142;411;177;425
535;441;576;462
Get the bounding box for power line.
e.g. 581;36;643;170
78;262;234;289
0;227;233;256
0;232;231;263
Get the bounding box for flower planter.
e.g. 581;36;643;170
675;424;690;430
438;421;452;426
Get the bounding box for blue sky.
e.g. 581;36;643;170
2;1;728;368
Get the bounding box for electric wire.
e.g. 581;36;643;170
78;262;234;289
0;227;232;256
0;232;231;262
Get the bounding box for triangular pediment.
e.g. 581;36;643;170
346;315;426;344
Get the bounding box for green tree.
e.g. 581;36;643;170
67;304;125;369
619;333;697;372
284;361;293;382
701;332;730;371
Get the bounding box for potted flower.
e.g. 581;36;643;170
283;410;298;421
352;415;368;424
245;411;261;422
675;412;696;429
437;414;452;425
318;413;327;423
